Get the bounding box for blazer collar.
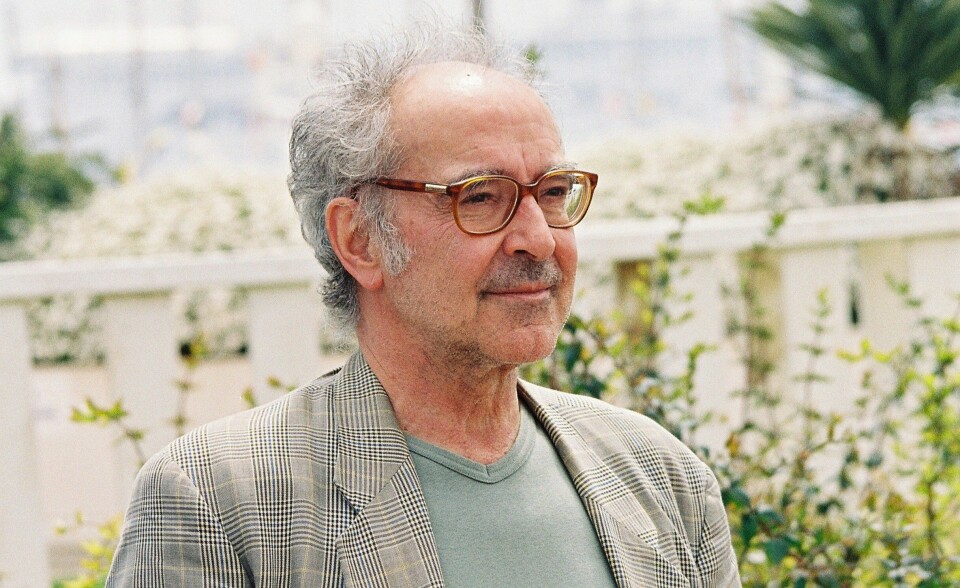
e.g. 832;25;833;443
331;352;445;587
520;382;690;588
331;352;409;508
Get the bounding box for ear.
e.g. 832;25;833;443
325;197;384;291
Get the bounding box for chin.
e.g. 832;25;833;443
495;327;561;365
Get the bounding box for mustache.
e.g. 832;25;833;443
478;258;563;292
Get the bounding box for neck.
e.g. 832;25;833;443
357;328;521;465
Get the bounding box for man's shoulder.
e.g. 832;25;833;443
157;367;346;473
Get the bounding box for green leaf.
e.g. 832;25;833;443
764;537;791;564
563;341;583;372
522;43;543;66
768;211;787;235
682;193;727;216
740;512;759;547
579;375;606;399
757;508;785;528
241;387;258;409
105;401;128;420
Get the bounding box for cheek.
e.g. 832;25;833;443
412;237;487;306
556;232;579;275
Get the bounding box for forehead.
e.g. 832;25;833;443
388;62;563;179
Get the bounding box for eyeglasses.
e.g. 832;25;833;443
373;169;598;235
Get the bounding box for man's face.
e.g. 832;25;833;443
370;62;577;370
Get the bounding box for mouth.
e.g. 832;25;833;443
478;259;564;303
483;282;554;301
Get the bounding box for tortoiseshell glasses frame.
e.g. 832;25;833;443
372;169;598;235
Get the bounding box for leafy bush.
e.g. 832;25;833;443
525;204;960;586
0;113;101;260
54;364;292;587
52;514;119;588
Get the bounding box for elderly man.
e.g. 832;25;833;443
107;23;740;588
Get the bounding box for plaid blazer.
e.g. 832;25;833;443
107;352;740;587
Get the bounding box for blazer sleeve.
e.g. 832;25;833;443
106;451;250;587
695;472;742;587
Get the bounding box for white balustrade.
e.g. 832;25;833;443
660;252;742;447
858;240;913;351
101;293;180;501
778;245;859;415
907;237;960;319
246;283;323;402
0;302;52;587
2;197;960;580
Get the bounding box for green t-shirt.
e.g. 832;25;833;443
407;405;618;587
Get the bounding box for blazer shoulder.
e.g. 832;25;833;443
156;367;344;476
522;380;677;438
521;380;715;487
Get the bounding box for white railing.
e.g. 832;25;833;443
3;197;960;585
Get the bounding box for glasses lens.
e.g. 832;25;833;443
455;177;519;233
537;172;589;227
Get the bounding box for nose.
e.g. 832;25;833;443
501;194;556;260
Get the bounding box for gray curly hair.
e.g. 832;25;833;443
288;21;540;328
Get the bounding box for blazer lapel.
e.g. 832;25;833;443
331;354;444;588
521;383;691;588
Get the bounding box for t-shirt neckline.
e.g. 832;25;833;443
406;406;536;484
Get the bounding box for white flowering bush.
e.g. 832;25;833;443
24;169;304;363
24;116;959;363
583;115;958;218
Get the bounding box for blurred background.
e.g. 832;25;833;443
0;0;881;177
3;0;960;586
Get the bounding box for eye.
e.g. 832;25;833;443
461;189;499;206
538;177;572;199
458;178;513;208
542;186;568;198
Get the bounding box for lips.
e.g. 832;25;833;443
486;282;553;296
478;260;563;297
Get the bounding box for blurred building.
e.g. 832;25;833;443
0;0;797;175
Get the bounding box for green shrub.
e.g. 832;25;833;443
0;112;102;260
525;206;960;586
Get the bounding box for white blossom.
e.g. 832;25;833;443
24;168;303;363
583;115;957;217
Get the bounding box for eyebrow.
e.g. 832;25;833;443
448;161;580;184
549;161;580;173
449;168;503;183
